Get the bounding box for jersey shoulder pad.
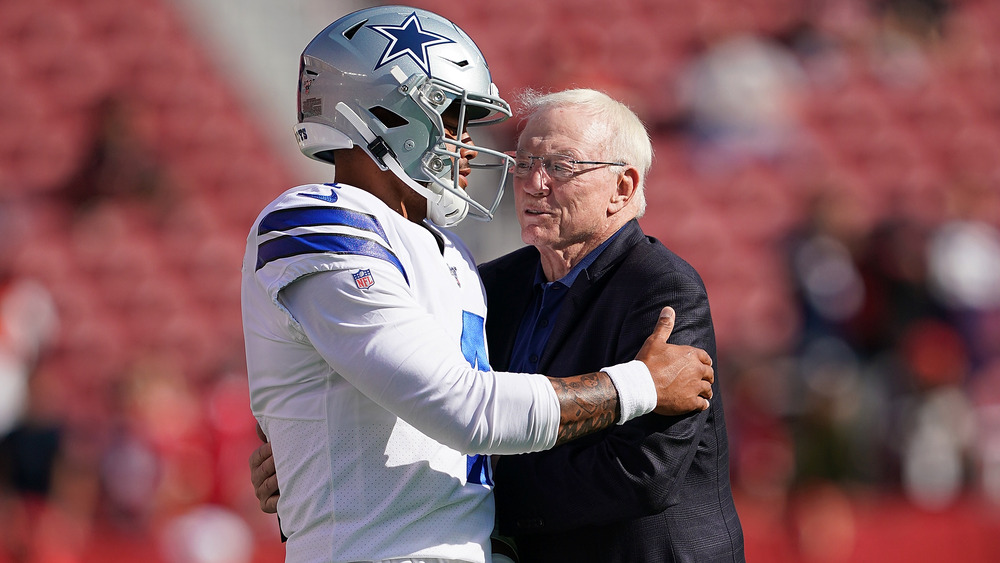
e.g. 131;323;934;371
251;183;407;300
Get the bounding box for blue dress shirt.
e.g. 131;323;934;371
508;228;624;373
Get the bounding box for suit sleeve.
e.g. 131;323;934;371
493;268;717;535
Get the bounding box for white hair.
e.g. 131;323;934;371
516;88;653;217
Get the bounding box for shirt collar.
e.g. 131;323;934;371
532;225;626;289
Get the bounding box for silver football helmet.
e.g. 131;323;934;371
293;6;513;226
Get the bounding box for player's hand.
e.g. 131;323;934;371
250;422;280;514
635;307;714;416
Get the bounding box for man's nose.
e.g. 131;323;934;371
517;166;550;196
460;144;478;161
459;132;478;161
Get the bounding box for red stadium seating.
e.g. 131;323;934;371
3;0;1000;561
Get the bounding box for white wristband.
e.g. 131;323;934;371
601;360;657;424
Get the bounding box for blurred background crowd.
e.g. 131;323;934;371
0;0;998;561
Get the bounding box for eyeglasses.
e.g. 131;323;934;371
505;151;627;181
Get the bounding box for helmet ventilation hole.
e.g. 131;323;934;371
369;106;408;129
343;19;367;40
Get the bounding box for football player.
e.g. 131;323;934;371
241;6;714;563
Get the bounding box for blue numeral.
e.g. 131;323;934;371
461;311;493;486
460;311;491;371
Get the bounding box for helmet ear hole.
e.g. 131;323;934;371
369;106;408;129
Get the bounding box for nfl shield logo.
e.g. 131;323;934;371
353;269;375;289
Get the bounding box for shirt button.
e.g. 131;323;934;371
539;318;548;327
530;354;539;363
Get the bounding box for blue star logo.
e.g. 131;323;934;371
367;12;454;74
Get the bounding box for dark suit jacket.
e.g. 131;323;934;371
479;220;744;563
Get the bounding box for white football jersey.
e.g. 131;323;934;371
241;183;559;563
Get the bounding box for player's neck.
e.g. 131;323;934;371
334;148;427;223
395;192;428;223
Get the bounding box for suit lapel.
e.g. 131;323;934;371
483;247;539;371
538;220;646;373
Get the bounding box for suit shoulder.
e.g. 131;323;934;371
623;235;707;288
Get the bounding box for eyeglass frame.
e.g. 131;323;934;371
504;151;628;180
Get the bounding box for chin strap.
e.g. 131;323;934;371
334;102;469;226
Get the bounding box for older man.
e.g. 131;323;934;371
480;89;744;562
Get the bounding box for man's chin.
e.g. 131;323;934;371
519;225;551;246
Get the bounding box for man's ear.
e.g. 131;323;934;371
608;166;640;215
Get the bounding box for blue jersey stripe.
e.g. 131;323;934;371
467;454;494;487
256;233;408;283
258;206;389;244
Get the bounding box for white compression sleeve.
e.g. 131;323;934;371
601;360;657;424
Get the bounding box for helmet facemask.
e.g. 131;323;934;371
399;71;514;225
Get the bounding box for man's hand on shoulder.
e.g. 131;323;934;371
636;307;714;416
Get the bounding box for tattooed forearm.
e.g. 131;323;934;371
549;372;621;445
